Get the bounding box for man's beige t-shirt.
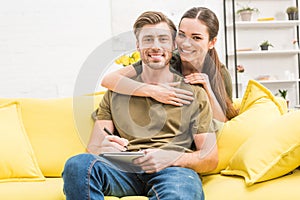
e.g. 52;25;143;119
96;70;213;153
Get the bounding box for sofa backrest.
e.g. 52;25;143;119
0;93;104;177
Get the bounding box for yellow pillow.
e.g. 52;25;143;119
207;80;286;174
0;102;44;182
221;110;300;186
0;94;104;177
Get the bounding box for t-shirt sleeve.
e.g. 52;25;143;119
132;60;143;75
191;86;215;134
94;91;112;121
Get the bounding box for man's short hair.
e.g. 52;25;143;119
133;11;177;41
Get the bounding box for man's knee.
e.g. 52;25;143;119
172;168;203;199
149;167;204;200
63;153;95;177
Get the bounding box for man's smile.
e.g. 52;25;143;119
148;52;165;61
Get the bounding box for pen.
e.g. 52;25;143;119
103;127;128;151
103;127;113;135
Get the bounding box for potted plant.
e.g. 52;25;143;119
236;5;259;21
260;40;273;51
286;6;298;20
278;89;288;99
276;89;289;107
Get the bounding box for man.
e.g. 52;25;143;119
63;11;218;200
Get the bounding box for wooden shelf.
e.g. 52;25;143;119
232;79;300;85
228;49;300;56
227;20;300;28
258;79;300;84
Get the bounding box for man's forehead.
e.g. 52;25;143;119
139;23;172;36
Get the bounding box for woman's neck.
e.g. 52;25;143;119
181;60;203;76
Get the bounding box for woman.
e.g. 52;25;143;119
101;7;238;122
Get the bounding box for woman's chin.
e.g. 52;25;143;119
180;56;197;63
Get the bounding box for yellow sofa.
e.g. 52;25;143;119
0;80;300;200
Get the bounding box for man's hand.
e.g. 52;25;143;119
87;135;128;155
149;82;194;106
133;149;184;173
103;135;129;152
87;120;129;155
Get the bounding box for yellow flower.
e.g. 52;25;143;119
132;51;140;61
129;57;135;64
114;51;141;67
115;58;122;65
120;55;130;66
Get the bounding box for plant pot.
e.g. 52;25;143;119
260;45;269;51
288;12;298;20
239;11;252;21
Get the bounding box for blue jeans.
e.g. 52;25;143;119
62;153;204;200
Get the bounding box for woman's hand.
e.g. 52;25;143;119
147;82;194;106
184;73;213;95
185;73;228;122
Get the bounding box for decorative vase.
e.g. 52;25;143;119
288;12;298;20
260;45;269;51
240;11;252;21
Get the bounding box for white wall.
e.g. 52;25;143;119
0;0;111;98
0;0;222;98
110;0;225;61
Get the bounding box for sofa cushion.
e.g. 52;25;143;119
0;101;44;182
0;94;104;177
203;169;300;200
208;80;286;174
221;110;300;186
0;177;146;200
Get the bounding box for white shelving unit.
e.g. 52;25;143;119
224;0;300;108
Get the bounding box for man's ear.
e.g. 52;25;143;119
209;37;217;49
